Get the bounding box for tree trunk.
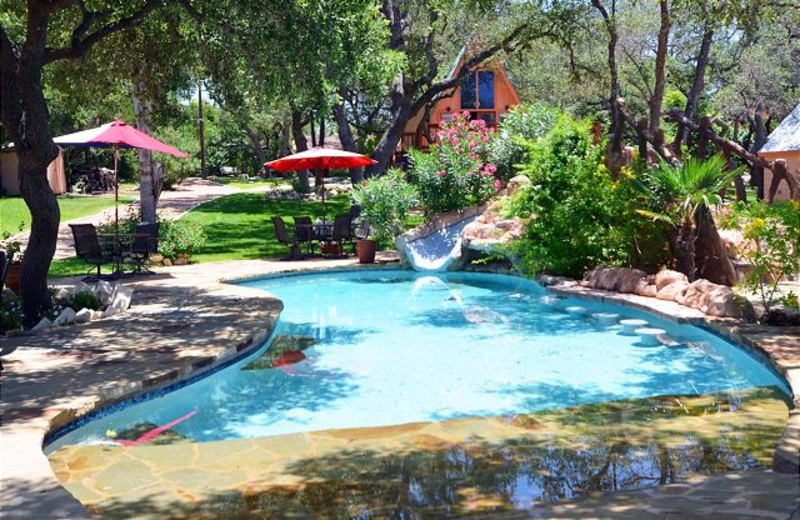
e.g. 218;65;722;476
366;87;413;177
18;162;60;323
649;0;671;137
592;0;624;176
695;207;737;286
1;17;60;324
751;111;768;199
333;99;363;183
134;81;157;223
244;126;267;170
290;108;311;192
318;116;325;147
673;19;713;151
671;220;696;280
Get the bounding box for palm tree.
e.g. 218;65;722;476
634;155;741;282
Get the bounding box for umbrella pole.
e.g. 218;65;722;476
114;144;121;274
321;172;326;222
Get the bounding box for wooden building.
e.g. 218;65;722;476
0;148;67;196
400;47;521;151
758;104;800;201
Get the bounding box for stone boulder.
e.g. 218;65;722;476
582;266;620;291
655;269;688;291
53;307;77;326
616;268;648;294
506;175;531;196
656;280;690;301
634;278;658;298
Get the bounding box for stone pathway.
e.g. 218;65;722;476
14;179;274;260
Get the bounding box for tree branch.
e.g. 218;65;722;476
410;23;529;115
44;0;163;63
665;109;772;169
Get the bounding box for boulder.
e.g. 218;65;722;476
107;285;134;314
617;268;648;294
54;288;70;300
53;307;77;326
93;281;117;306
656;280;690;301
700;287;751;318
70;282;94;295
634;279;658;298
655;269;688;291
32;317;51;332
74;308;92;323
506;175;531;196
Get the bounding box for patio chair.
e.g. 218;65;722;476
349;205;362;221
354;220;371;241
293;216;316;255
331;214;354;255
272;217;302;260
69;223;114;281
127;222;160;274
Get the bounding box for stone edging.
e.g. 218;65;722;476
547;282;799;474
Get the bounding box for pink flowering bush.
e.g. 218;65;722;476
409;111;499;215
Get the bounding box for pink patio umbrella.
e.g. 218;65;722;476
265;147;376;220
54;120;189;254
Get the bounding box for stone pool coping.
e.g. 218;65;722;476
0;257;797;520
548;282;800;474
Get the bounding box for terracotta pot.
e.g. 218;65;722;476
356;239;377;264
5;263;21;293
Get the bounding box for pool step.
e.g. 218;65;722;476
565;306;587;317
591;312;620;326
619;318;648;334
635;327;667;346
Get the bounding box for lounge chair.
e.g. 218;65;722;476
126;222;160;274
272;217;302;260
69;223;114;281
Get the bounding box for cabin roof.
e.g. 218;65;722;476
760;104;800;154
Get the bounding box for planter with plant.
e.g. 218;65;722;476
350;170;416;264
1;226;24;294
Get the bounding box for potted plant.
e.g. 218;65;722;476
350;170;416;264
1;228;23;294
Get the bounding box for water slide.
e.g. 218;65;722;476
401;216;476;272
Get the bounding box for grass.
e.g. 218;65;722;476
1;190;137;236
186;192;353;263
48;192;422;278
214;177;289;190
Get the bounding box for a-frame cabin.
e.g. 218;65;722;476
400;47;521;151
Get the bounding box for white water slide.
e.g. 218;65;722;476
401;216;476;271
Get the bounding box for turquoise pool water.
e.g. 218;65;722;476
46;270;789;451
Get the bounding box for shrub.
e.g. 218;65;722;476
722;200;800;318
60;291;101;311
491;103;559;182
506;114;650;278
158;219;207;261
0;296;23;335
350;169;416;246
96;211;207;261
409;111;498;215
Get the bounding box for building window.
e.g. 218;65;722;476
477;71;495;109
461;72;477;109
460;70;495;110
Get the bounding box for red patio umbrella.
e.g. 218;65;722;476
54;120;189;265
265;147;376;220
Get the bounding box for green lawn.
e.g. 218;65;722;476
214;177;289;190
1;192;137;236
48;192;422;278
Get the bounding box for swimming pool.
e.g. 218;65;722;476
47;270;789;451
